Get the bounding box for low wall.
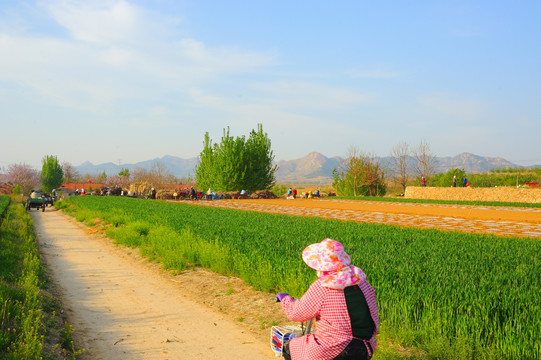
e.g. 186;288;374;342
404;186;541;204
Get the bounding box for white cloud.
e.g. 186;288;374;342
0;1;276;113
250;80;376;111
185;87;362;147
172;38;276;74
41;0;152;46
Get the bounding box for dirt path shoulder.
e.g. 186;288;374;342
32;208;278;360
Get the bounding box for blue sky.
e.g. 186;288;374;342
1;0;540;170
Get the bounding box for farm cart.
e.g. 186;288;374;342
26;192;46;212
42;193;54;207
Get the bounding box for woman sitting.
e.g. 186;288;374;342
276;239;379;360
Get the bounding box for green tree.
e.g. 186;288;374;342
40;155;64;193
430;168;467;187
118;168;130;178
194;132;216;191
245;124;276;191
332;148;386;196
12;184;21;195
194;124;276;192
333;146;387;196
215;128;247;191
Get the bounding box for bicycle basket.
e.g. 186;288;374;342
270;325;304;357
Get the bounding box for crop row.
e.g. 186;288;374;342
64;196;540;360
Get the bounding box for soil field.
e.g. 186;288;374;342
177;198;541;238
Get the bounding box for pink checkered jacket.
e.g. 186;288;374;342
280;278;379;360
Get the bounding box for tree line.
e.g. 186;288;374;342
0;125;278;196
3;133;537;198
0;157;191;196
332;139;438;196
333;139;540;195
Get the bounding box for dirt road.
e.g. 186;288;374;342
32;208;277;360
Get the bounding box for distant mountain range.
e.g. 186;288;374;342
76;155;198;180
74;152;535;184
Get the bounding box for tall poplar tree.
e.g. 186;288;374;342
195;132;216;191
245;124;276;191
40;155;64;193
194;124;276;192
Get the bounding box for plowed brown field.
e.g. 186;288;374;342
179;198;541;238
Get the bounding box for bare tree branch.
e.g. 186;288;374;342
390;141;410;193
412;139;437;182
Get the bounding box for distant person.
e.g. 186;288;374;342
190;187;197;200
151;188;156;199
463;177;467;187
421;176;426;187
453;176;457;187
293;188;297;199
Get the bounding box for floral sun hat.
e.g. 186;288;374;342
302;239;351;271
302;239;366;289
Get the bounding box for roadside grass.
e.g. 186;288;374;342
0;196;84;359
58;196;540;360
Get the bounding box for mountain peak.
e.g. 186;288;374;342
306;151;324;158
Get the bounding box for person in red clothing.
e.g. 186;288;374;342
276;239;379;360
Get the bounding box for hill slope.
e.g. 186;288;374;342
74;152;524;184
